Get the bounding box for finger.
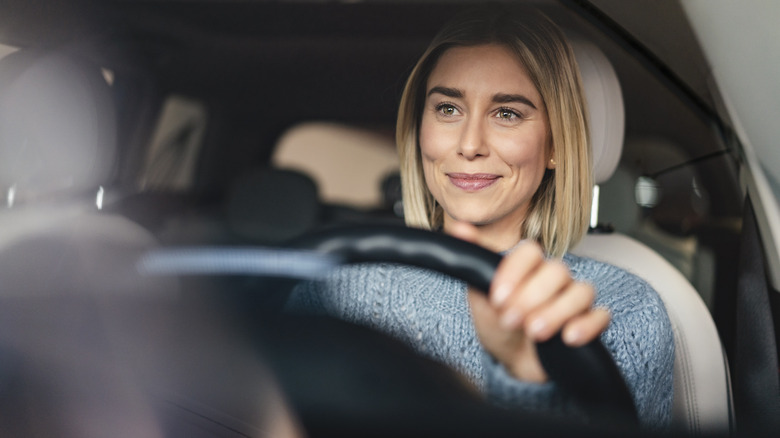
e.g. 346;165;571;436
498;260;572;329
468;288;548;382
467;288;506;352
490;241;545;307
522;282;595;342
446;220;482;245
561;308;611;347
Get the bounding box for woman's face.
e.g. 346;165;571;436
419;44;553;245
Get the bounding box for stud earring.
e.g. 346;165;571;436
549;158;556;166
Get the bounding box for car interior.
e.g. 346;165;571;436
0;0;778;436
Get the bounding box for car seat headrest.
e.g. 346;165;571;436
226;168;321;243
272;122;399;209
571;39;625;185
0;50;117;203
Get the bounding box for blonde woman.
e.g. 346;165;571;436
289;5;673;428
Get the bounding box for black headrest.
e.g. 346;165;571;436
226;168;320;244
0;50;116;202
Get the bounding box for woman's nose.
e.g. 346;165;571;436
456;117;489;159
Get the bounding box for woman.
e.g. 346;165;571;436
288;5;673;428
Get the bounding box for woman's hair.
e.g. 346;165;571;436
396;5;592;258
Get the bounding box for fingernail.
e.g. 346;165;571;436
500;309;523;329
492;285;511;306
563;328;581;345
528;318;546;338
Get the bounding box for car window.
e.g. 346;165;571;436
138;95;208;192
0;43;16;60
599;137;716;307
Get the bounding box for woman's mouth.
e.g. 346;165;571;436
447;173;501;191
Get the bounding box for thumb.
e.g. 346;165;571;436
446;220;484;247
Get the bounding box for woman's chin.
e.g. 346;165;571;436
444;211;497;228
442;205;526;233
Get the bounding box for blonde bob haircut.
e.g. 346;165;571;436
396;5;592;258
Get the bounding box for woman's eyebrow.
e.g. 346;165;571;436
427;87;538;110
427;86;463;98
492;93;538;109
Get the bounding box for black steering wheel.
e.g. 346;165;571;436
292;224;638;425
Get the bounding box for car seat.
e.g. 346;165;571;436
0;49;166;296
569;39;733;434
272;121;399;210
600;137;716;309
0;47;192;435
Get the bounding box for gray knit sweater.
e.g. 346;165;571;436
287;252;674;428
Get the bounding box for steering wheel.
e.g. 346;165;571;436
293;224;638;425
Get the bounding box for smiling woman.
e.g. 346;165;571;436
288;4;674;429
419;44;553;253
0;0;768;435
397;7;591;258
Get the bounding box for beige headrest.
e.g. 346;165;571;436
0;50;116;201
571;39;625;185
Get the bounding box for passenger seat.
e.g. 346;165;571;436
0;49;166;296
569;39;733;434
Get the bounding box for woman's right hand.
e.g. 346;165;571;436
449;222;611;382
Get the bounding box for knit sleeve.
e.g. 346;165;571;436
480;256;674;429
285;263;486;385
570;255;675;429
481;352;586;419
286;258;674;429
285;275;326;314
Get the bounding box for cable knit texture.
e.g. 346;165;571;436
287;252;674;429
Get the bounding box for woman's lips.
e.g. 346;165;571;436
447;173;500;191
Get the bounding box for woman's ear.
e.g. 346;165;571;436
547;149;556;169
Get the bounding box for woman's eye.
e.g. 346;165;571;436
436;104;458;116
496;108;520;121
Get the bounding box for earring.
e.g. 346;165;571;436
549;158;557;166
